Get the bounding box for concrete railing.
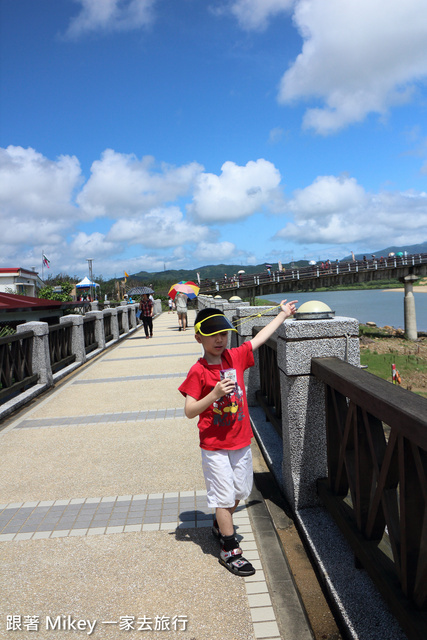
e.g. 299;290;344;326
0;303;158;421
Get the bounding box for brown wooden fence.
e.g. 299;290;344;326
0;331;38;402
311;357;427;640
48;324;76;373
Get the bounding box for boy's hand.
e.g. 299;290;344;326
279;299;298;318
213;378;235;399
250;299;298;352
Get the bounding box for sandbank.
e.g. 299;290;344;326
383;285;427;292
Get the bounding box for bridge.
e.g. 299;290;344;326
200;253;427;302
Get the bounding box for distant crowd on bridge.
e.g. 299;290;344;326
199;251;427;293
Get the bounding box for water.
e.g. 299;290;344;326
259;289;427;331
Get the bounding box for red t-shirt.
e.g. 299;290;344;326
178;341;255;451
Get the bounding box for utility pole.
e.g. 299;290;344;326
86;258;94;302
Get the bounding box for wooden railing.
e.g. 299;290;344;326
311;357;427;640
48;324;76;373
0;331;38;402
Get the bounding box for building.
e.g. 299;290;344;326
0;268;44;297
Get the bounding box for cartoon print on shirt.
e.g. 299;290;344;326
212;382;245;426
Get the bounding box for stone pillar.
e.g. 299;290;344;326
85;311;106;350
17;321;53;387
110;308;119;341
277;316;360;511
59;314;87;363
121;307;130;333
400;274;418;340
129;304;137;329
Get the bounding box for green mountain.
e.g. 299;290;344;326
343;241;427;261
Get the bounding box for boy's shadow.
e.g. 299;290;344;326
171;506;257;557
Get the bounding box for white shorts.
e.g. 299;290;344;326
201;446;253;509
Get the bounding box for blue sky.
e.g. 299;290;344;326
1;0;427;280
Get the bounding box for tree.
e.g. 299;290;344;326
39;282;74;302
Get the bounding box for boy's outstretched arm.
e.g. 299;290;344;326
250;299;297;352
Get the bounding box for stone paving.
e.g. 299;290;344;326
0;311;284;640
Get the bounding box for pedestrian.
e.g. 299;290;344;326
178;299;298;577
139;294;153;339
175;292;188;331
168;298;173;313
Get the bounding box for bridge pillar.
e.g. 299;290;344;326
400;274;418;340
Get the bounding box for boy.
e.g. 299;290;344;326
178;299;297;577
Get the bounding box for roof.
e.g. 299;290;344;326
0;267;39;276
0;292;86;312
76;276;100;288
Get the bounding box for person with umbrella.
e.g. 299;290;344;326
176;292;188;331
168;281;200;332
139;294;154;339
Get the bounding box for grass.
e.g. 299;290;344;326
360;350;427;385
359;324;392;338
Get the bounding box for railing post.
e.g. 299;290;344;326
276;315;360;511
85;311;106;350
17;321;53;387
109;308;119;341
119;303;130;333
128;304;137;329
59;314;87;364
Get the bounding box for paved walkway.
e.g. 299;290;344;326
0;311;313;640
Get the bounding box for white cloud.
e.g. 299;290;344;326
77;150;203;219
188;159;283;223
193;241;236;262
70;231;118;258
227;0;295;31
275;175;427;246
107;206;210;248
64;0;156;38
287;175;367;220
0;146;81;219
0;146;83;269
278;0;427;134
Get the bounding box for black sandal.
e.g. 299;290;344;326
219;547;255;577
